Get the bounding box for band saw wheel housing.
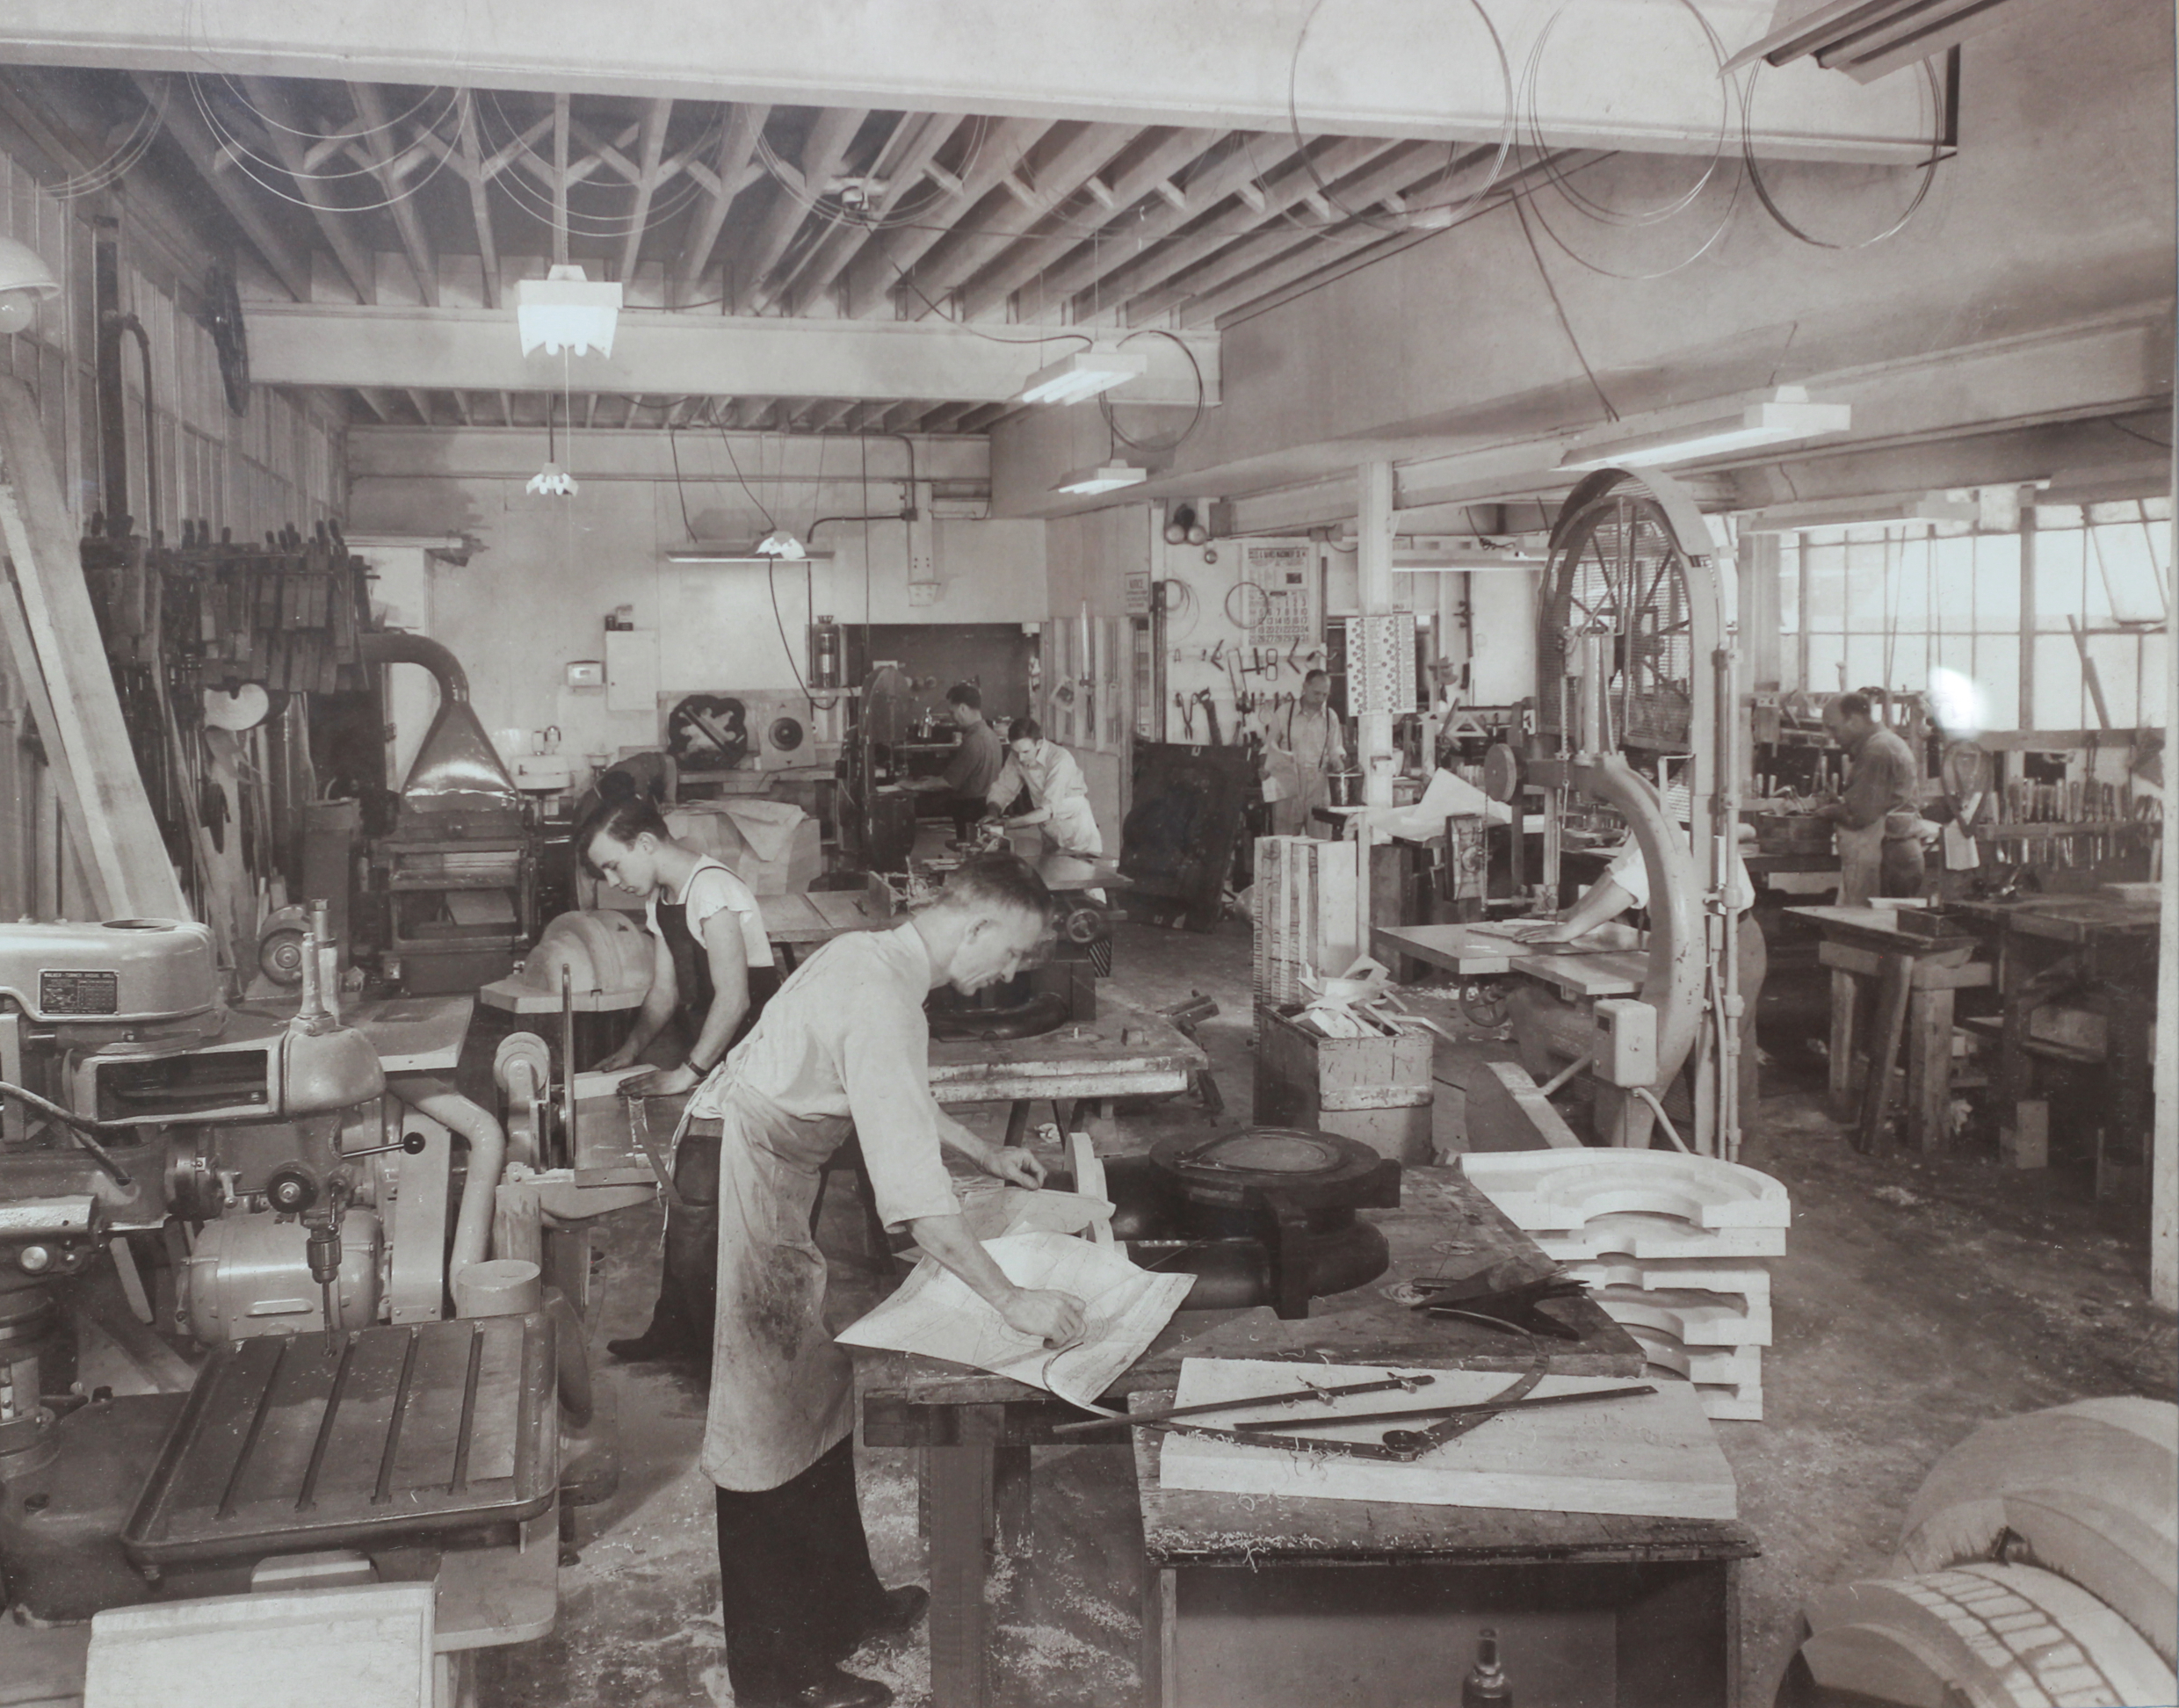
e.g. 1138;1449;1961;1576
1776;1397;2179;1706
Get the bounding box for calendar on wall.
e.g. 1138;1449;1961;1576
1239;539;1318;644
1349;612;1416;715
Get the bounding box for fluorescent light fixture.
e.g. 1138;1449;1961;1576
2036;460;2172;508
1559;387;1851;472
1020;349;1149;407
516;264;623;358
1052;461;1147;496
664;543;836;564
1393;545;1549;572
1739;490;1978;532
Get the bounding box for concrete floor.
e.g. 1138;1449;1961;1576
481;915;2175;1708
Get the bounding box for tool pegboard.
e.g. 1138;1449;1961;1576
1348;612;1416;715
1239;539;1318;643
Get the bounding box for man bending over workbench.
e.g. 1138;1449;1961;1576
689;851;1086;1708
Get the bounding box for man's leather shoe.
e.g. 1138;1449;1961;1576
776;1666;893;1708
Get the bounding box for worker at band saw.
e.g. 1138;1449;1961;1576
1506;799;1767;1162
686;851;1085;1708
908;682;1007;842
575;778;779;1364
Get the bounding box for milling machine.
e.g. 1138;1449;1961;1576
0;906;578;1666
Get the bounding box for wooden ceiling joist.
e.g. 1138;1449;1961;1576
738;105;870;315
673;102;770;308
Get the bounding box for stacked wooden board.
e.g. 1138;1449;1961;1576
1252;836;1358;1009
1459;1150;1790;1421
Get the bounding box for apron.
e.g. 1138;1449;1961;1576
1835;819;1886;908
699;1077;858;1491
656;856;778;1046
1269;704;1340;837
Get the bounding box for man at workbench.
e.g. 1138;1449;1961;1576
909;682;1007;842
1813;691;1927;905
689;851;1087;1708
576;778;780;1364
1509;812;1767;1161
992;716;1103;858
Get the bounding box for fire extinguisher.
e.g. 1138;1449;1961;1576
809;615;841;690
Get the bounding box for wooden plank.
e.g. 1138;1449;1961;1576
0;378;188;921
1906;985;1958;1154
1857;952;1915;1155
1828;966;1859;1115
1509;949;1647;997
1152;1359;1739;1520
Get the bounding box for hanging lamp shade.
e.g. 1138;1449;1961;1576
516;264;622;358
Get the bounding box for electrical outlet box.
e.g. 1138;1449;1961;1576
908;582;939;606
567;659;604;689
906;501;939;590
1593;998;1656;1088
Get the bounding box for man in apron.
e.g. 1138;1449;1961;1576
1814;692;1927;906
993;716;1103;858
686;852;1085;1708
1265;669;1346;837
575;781;779;1364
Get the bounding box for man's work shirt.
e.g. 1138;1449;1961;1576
995;741;1102;856
942;720;1005;800
687;922;959;1228
1605;838;1755;916
1837;723;1922;838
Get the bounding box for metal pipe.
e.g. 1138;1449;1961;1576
385;1076;506;1277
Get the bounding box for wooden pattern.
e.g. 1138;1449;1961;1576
1460;1149;1792;1232
1533;1213;1787;1262
926;997;1205;1106
1595;1285;1771;1348
1566;1258;1771;1299
1801;1564;2175;1708
1625;1326;1762;1386
1894;1397;2177;1667
1153;1358;1739;1520
756;887;883;945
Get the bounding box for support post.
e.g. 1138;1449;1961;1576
2152;432;2176;1311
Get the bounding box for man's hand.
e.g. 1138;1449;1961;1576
1811;801;1842;823
1509;916;1581;944
1000;1288;1087;1350
596;1041;640;1073
622;1062;700;1098
983;1146;1048;1190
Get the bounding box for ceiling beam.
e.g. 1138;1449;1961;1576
783;112;957;316
550;92;570;265
1083;134;1397;320
843;116;1047;321
239;78;378;303
1039;134;1303;314
957;127;1222;322
245;301;1220;404
1174;151;1589;329
739;105;868;314
673;102;770;307
907;122;1134;308
20;0;1936;163
618;98;675;284
349;82;438;307
127;73;314;302
454;94;502;308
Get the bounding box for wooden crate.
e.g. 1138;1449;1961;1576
1253;1002;1434;1162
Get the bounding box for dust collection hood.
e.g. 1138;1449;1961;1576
359;632;521;822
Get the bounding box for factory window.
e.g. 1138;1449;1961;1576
1776;498;2170;733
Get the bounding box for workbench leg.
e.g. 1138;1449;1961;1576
927;1408;1002;1708
1052;1097;1077;1135
1002;1100;1032;1149
1827;969;1860;1121
1139;1562;1177;1708
991;1441;1032;1554
1857;953;1915;1156
2003;1100;2049;1169
1905;986;1957;1154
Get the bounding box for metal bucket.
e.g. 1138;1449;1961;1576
1327;770;1361;807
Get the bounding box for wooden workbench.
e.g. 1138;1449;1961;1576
1373;920;1649;997
851;1167;1646;1708
1786;906;1994;1154
1134;1401;1757;1707
756;887;884;962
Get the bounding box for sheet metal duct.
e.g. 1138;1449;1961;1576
360;632;521;831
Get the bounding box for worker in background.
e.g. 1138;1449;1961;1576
1814;691;1926;905
909;683;1006;842
576;777;779;1364
1509;802;1768;1163
689;853;1085;1708
1264;668;1346;837
992;716;1102;859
